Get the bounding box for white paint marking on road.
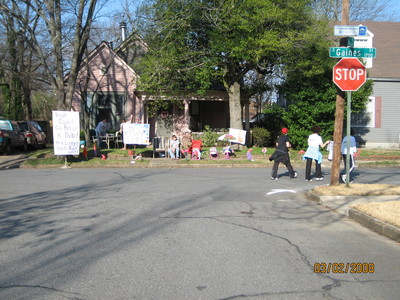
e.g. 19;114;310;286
266;189;296;196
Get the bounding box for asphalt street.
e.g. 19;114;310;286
0;167;400;300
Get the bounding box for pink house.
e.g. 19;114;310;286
72;39;237;141
72;41;143;130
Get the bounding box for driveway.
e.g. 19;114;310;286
0;153;28;169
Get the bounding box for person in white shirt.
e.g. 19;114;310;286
341;128;357;183
303;126;330;181
168;135;180;159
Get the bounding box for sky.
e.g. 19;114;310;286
389;0;400;21
99;0;400;22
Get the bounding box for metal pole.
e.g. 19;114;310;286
345;91;351;187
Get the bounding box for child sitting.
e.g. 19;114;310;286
246;148;254;161
222;144;235;159
209;144;219;159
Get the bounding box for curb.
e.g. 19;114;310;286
348;209;400;242
307;191;400;242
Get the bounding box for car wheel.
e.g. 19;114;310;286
5;141;12;155
33;139;39;150
23;140;28;152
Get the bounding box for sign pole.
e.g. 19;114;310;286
61;155;71;169
345;91;351;187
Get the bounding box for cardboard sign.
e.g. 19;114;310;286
52;111;80;155
228;128;247;145
123;123;150;145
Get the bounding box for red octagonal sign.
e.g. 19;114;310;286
333;58;366;91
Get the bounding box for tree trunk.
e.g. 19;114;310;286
22;82;33;120
226;80;243;130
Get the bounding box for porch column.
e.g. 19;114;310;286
184;99;191;132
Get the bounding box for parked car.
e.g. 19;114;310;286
17;121;47;150
0;120;28;154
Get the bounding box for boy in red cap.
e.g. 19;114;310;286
269;128;297;180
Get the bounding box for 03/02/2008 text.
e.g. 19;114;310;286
314;262;374;273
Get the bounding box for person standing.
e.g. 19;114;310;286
95;119;108;147
118;118;126;150
341;128;357;183
327;139;334;163
269;128;297;180
303;126;330;181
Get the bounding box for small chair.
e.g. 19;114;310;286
191;139;202;160
152;136;169;158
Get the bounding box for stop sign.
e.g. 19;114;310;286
333;58;366;91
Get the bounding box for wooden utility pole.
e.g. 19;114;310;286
330;0;349;186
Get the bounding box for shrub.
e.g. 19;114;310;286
252;127;270;147
200;125;221;146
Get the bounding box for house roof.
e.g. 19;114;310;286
78;41;137;77
347;21;400;79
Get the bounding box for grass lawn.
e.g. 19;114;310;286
22;145;399;167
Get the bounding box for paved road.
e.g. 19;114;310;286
0;167;400;300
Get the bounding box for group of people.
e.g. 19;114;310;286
269;126;357;182
97;119;356;182
95;115;136;150
168;131;240;160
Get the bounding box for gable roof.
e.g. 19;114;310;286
348;21;400;79
78;41;137;77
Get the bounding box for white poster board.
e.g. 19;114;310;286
228;128;247;145
123;123;150;145
52;111;80;155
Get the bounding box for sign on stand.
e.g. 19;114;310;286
52;111;80;156
123;123;150;145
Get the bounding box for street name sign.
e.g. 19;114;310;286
333;58;366;91
334;25;367;36
330;47;376;58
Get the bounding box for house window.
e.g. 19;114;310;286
95;92;126;114
351;96;375;128
91;92;126;130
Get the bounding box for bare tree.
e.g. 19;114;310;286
1;0;100;112
0;0;43;119
311;0;399;21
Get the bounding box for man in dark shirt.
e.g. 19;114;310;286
269;128;297;180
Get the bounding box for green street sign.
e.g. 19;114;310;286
330;47;376;58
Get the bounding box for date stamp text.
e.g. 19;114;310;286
314;262;375;273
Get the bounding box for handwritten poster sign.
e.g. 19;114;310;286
52;111;80;155
228;128;247;145
123;123;150;145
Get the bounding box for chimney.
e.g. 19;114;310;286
120;22;127;42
